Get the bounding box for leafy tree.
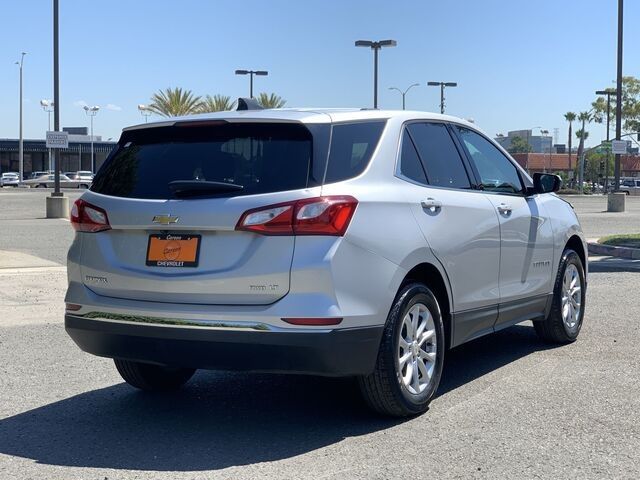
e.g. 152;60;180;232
199;94;236;113
507;135;532;153
564;112;576;171
592;77;640;132
256;92;286;108
148;87;202;117
584;151;614;184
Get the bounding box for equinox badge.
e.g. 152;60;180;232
152;215;179;225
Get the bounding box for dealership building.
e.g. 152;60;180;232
0;127;116;177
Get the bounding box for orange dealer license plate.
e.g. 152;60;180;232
146;234;201;267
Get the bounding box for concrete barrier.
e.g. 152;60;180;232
46;195;70;219
607;192;626;212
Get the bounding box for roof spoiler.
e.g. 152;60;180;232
237;97;264;111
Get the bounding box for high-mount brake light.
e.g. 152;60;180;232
236;196;358;236
70;199;111;233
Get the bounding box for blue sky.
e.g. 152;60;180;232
1;0;638;147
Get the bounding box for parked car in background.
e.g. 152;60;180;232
24;174;91;189
65;106;588;417
1;172;20;187
620;178;640;195
31;171;54;179
75;171;94;181
64;171;94;181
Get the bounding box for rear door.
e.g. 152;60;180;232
398;122;501;343
80;121;322;305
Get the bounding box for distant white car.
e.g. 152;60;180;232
24;174;90;189
1;172;20;187
620;178;640;195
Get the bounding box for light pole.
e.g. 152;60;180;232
15;52;27;183
613;0;624;194
355;40;397;109
596;89;615;192
83;105;100;173
427;81;457;114
40;99;54;171
235;69;268;98
540;129;551;172
388;83;419;110
137;104;152;122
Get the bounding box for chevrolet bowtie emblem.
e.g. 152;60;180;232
152;215;179;225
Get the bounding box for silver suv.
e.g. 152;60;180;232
65;104;587;416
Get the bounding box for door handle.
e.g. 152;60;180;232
421;198;442;212
497;203;512;215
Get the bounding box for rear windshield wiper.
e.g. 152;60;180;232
168;180;244;197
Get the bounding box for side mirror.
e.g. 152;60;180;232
532;173;562;194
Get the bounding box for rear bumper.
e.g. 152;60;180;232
65;314;383;377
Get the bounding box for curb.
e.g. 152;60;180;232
588;241;640;260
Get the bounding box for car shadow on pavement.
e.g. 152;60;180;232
0;324;553;472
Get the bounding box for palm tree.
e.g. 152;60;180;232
564;112;576;172
199;94;236;113
575;111;592;187
256;92;286;109
148;87;202;117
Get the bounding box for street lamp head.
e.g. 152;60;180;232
355;40;374;47
444;82;458;87
235;69;249;75
378;39;397;48
92;106;100;112
427;81;440;86
83;105;89;111
254;71;268;76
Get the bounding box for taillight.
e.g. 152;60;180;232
236;196;357;236
70;199;111;233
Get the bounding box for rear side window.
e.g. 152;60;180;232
91;123;313;199
406;123;471;189
399;130;428;184
323;121;386;184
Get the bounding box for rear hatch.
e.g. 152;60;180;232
79;121;323;305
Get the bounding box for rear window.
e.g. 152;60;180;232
92;122;314;199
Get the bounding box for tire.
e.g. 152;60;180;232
358;283;445;417
534;249;586;343
114;359;196;391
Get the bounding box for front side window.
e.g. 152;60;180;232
455;126;524;194
406;123;471;189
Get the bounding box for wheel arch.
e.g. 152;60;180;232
565;235;586;272
401;262;453;349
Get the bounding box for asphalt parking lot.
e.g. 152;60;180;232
1;189;639;479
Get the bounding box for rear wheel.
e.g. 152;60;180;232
358;283;445;417
114;359;195;391
534;249;586;343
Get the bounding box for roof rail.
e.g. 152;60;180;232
237;97;264;111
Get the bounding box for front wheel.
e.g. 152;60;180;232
534;249;586;343
358;283;445;417
114;359;196;391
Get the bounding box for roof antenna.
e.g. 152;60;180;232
237;97;264;111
